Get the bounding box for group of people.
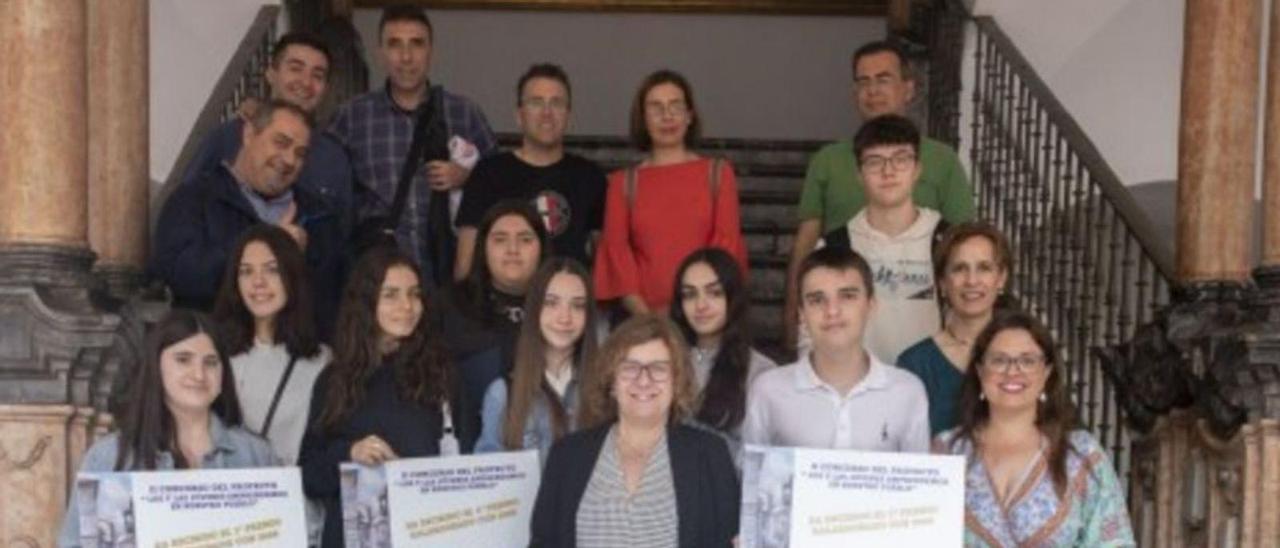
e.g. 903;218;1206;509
59;5;1136;547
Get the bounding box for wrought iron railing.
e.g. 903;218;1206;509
911;1;1176;484
158;6;280;193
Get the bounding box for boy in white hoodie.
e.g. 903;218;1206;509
820;114;947;364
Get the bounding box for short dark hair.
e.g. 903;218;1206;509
796;246;875;301
516;63;572;107
852;40;913;81
271;31;332;72
628;69;701;152
853;114;920;160
248;99;315;132
379;5;433;43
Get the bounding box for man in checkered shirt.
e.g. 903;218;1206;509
329;6;496;284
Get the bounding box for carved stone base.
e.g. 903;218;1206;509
1130;413;1280;548
0;404;76;548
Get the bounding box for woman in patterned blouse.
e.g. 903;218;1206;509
936;311;1135;547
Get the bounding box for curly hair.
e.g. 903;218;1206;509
315;246;454;432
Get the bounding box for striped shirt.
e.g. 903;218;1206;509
576;426;678;548
328;84;496;270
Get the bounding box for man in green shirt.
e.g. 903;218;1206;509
783;40;974;352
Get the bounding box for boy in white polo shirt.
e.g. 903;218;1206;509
743;246;930;452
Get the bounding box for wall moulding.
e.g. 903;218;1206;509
352;0;887;16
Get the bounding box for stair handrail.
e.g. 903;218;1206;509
970;16;1175;281
159;6;281;191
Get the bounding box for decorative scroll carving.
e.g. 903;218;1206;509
1096;285;1253;437
0;436;50;472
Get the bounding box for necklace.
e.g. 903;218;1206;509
942;324;972;347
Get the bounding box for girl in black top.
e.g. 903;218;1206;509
436;200;549;436
298;246;470;548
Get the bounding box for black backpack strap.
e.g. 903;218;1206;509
931;218;952;258
822;225;852;250
386;91;439;227
260;354;299;438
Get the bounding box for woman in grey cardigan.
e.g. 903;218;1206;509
530;314;740;548
212;224;329;464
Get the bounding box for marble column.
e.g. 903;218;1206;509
1258;0;1280;290
1176;0;1262;284
88;0;150;297
0;0;89;253
0;2;126;545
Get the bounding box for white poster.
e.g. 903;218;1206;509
740;446;965;547
341;450;541;547
74;467;308;548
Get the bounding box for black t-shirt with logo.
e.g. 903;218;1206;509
456;151;607;265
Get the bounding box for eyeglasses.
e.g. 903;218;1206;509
521;97;568;112
644;101;689;117
617;359;672;382
860;152;917;174
981;353;1047;374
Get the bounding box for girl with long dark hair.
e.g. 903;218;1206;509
434;200;549;436
59;309;277;544
669;248;775;437
212;224;327;463
938;311;1134;546
475;258;599;459
298;246;470;548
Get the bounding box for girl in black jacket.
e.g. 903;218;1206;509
298;246;471;548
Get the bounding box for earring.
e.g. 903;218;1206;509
1038;392;1047;403
979;392;986;401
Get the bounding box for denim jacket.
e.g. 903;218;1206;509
475;376;579;462
58;415;280;547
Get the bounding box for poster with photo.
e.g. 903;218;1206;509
341;450;541;547
740;446;965;548
74;467;307;548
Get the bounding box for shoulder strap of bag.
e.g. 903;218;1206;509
260;354;299;437
624;166;639;210
707;157;723;204
625;157;722;210
386;90;440;227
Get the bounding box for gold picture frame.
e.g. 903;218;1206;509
352;0;887;16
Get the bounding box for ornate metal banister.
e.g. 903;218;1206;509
910;0;1176;486
158;6;280;192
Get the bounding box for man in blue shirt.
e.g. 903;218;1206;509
180;31;354;233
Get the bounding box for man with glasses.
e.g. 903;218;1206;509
819;114;947;365
783;40;974;353
743;245;930;453
454;64;606;279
